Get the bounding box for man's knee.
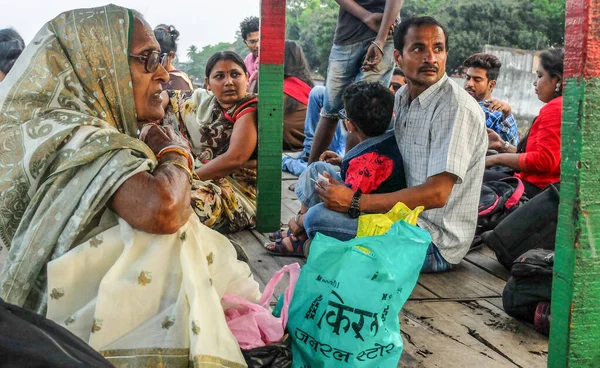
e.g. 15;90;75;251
306;161;333;178
309;85;326;102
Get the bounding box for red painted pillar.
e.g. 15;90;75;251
549;0;600;366
255;0;285;231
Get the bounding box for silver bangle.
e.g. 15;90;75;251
370;41;384;56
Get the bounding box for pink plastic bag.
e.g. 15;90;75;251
222;263;301;349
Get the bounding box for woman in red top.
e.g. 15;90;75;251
485;48;564;197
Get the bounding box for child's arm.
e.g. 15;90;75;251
319;150;343;166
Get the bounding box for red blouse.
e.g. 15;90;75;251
517;96;563;189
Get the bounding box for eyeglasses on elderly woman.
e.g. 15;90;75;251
129;51;168;73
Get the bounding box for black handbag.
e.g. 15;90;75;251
502;249;553;322
0;298;113;368
482;183;560;269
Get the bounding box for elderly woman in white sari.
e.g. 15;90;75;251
0;5;259;367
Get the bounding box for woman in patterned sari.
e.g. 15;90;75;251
162;51;258;233
0;5;259;367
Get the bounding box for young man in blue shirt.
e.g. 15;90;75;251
463;53;519;148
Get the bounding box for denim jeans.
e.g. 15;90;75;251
296;161;343;208
281;86;346;176
321;38;395;118
298;164;453;273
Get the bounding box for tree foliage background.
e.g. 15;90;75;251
181;0;565;80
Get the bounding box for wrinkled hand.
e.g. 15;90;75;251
486;128;506;152
319;150;343;166
484;99;512;118
315;171;354;213
362;43;383;72
140;124;191;156
363;12;383;33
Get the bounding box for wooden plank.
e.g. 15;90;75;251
227;231;277;292
399;303;514;368
417;261;506;299
464;246;511;281
485;297;505;311
281;179;298;200
282;170;298;180
409;284;438;300
399;300;547;368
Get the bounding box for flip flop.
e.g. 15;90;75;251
264;234;308;257
268;228;292;242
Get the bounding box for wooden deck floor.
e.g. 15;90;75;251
229;172;548;367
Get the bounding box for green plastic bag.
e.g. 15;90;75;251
287;221;431;367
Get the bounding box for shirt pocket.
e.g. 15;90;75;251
412;127;430;147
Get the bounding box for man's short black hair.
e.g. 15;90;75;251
393;67;404;77
463;53;502;81
239;16;259;41
393;16;449;55
342;81;394;137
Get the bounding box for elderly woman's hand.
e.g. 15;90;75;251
140;124;191;156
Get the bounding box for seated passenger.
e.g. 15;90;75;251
484;49;564;198
265;81;405;255
162;51;258;233
282;40;314;151
389;67;406;95
308;17;487;273
463;53;519;146
154;24;194;90
280;85;347;176
0;28;25;82
240;16;260;81
0;6;259;366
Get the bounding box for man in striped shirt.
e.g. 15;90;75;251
311;16;487;272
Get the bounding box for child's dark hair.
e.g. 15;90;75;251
239;16;259;41
342;81;394;137
205;51;247;78
154;24;180;55
463;53;502;81
0;28;25;75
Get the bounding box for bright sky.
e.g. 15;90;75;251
0;0;260;62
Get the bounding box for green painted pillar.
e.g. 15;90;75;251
549;0;600;366
256;0;285;232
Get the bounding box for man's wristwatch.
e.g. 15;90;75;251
502;140;510;152
347;190;362;218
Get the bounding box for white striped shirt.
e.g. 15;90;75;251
393;74;487;264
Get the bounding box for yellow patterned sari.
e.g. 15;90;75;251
0;5;259;367
163;90;257;233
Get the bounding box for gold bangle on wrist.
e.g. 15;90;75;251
158;160;193;184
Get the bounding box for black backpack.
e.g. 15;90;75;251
0;298;113;367
476;177;528;237
481;183;560;269
502;249;553;322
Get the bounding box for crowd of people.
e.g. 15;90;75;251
0;0;565;365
